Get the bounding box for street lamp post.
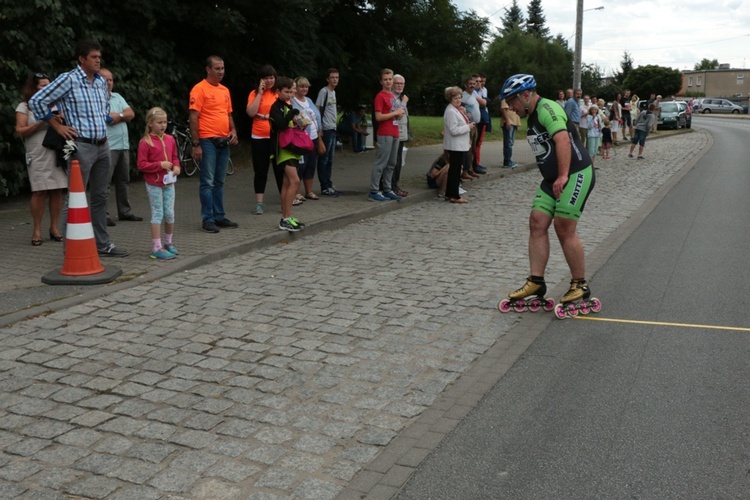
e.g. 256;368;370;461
573;3;604;90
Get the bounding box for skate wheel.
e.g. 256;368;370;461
554;304;567;320
567;305;579;317
528;298;541;312
579;303;590;315
543;299;555;312
498;299;512;313
590;298;602;313
513;300;527;313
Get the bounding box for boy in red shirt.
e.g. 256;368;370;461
369;69;405;201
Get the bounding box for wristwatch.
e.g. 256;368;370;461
118;112;124;120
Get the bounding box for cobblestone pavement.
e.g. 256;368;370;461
0;130;710;499
0;139;532;321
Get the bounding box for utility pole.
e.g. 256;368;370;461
573;0;583;90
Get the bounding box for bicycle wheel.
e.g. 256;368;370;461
177;138;194;175
184;157;199;177
226;158;234;176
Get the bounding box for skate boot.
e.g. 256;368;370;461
553;279;602;319
498;277;555;313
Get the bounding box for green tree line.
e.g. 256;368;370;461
0;0;489;196
0;0;683;198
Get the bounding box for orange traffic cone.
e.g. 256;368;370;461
61;160;104;276
42;160;122;285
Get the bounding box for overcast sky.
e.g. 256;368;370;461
454;0;750;75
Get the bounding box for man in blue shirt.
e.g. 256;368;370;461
29;39;128;257
563;88;582;139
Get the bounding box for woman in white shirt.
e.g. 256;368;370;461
442;86;474;204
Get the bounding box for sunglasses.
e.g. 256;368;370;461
34;73;48;79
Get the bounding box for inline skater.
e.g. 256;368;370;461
497;74;599;318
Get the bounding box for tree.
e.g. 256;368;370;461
694;58;719;70
612;51;634;86
623;65;683;98
580;63;605;97
482;30;573;101
500;0;525;36
552;33;570;50
525;0;550;39
0;0;490;196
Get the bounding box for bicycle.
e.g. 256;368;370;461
167;121;234;176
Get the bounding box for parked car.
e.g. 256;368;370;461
697;98;744;114
657;101;687;129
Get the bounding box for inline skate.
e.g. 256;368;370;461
553;279;602;319
498;277;555;313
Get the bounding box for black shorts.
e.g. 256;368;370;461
622;111;632;128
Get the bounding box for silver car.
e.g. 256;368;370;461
697;98;744;114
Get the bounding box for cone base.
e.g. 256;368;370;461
42;265;122;286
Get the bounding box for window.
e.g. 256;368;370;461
738;74;745;85
697;76;702;87
688;77;693;87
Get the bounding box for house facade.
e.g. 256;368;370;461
681;67;748;98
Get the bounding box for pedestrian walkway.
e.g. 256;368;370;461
1;139;535;323
0;130;710;499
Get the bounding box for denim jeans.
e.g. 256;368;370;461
199;138;230;223
503;124;516;165
317;129;336;191
352;132;365;152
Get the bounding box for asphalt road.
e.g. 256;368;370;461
397;117;750;499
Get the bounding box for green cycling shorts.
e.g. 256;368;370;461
531;165;595;221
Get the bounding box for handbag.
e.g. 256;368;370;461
41;120;68;168
278;127;314;155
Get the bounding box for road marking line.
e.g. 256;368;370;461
574;316;750;332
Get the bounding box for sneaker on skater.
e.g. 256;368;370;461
509;277;547;301
151;248;176;260
279;218;301;232
382;191;402;200
368;191;389;201
560;279;590;303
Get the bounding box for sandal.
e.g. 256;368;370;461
293;196;305;206
49;229;63;242
448;198;469;204
305;192;319;200
31;239;42;246
394;189;408;197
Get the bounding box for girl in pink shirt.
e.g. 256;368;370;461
137;107;181;260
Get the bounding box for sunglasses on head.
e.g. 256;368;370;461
34;73;48;79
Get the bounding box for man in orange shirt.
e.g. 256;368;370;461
189;55;239;233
